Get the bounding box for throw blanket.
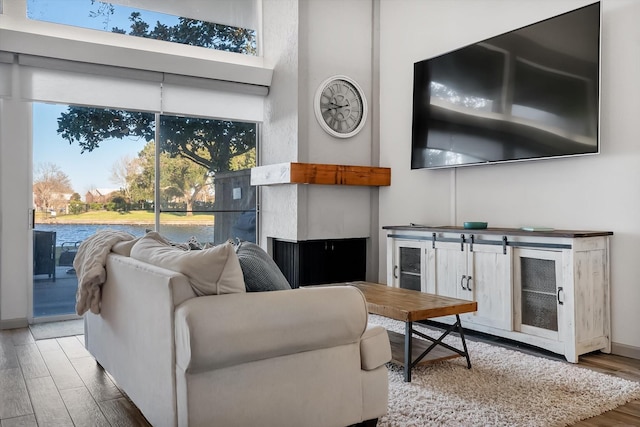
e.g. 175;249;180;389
74;230;135;315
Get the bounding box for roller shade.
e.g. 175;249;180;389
8;52;264;121
18;65;162;112
162;81;264;122
0;52;14;97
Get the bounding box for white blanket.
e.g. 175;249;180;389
74;230;135;315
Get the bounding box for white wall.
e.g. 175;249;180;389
260;0;377;249
0;98;32;326
378;0;640;353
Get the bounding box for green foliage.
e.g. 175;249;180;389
109;193;130;212
57;109;256;175
68;199;85;215
57;109;154;153
128;141;210;215
56;10;257;173
230;147;256;171
112;10;256;55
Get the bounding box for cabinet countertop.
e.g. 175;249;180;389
382;225;613;238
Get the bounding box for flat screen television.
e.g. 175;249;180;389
411;2;601;169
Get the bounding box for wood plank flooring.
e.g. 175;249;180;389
1;325;638;426
0;328;150;426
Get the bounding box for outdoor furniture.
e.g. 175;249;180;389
33;230;56;281
59;240;81;274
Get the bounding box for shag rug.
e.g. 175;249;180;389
369;315;640;427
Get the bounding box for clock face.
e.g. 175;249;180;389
314;76;367;138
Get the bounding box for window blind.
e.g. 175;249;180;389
5;52;264;122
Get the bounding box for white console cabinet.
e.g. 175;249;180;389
384;226;612;362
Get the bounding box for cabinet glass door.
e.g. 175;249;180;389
513;248;564;341
392;240;424;291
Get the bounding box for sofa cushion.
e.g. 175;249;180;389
360;325;392;371
130;232;245;296
234;240;291;292
112;237;141;256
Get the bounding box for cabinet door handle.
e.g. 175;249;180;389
557;287;564;305
466;276;472;291
460;275;467;290
394;265;398;279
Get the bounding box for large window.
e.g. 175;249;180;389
1;0;266;323
158;114;256;244
32;103;257;318
36;104;257;245
26;0;257;55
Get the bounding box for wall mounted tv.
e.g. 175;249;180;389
411;2;600;169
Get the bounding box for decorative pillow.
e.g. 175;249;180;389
112;237;141;256
234;240;291;292
130;232;245;296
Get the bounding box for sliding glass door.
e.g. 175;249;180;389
32;103;257;320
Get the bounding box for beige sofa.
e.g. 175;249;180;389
84;251;391;427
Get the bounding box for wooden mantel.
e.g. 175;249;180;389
250;162;391;187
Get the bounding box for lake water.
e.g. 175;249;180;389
34;223;215;245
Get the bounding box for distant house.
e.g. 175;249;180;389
85;188;117;204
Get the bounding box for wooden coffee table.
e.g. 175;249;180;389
343;281;478;382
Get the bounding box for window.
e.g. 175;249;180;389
26;0;257;55
39;104;257;245
32;103;257;317
158;114;257;244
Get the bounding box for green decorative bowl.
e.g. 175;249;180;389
463;221;488;229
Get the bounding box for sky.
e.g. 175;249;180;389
27;0;179;32
28;1;179;195
33;103;148;195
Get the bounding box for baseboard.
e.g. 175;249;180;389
0;317;29;330
612;342;640;360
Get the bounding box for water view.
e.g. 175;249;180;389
35;223;215;246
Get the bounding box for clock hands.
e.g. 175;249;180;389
325;101;345;110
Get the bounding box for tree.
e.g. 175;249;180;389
127;141;210;215
112;11;257;55
160;152;210;216
110;154;142;201
58;111;256;175
56;9;257;176
33;163;74;212
128;142;155;206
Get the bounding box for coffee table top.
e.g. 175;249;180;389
342;281;478;322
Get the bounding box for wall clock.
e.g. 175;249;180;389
314;75;367;138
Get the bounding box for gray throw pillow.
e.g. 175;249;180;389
235;240;291;292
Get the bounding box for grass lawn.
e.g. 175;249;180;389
38;210;214;224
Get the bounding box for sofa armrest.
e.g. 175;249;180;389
360;325;391;370
175;286;368;373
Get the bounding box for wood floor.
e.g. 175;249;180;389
0;325;639;427
0;328;150;426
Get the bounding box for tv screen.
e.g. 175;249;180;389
411;2;600;169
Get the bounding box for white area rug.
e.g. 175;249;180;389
369;315;640;427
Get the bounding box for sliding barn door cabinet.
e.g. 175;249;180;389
384;225;612;363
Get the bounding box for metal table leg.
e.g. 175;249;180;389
404;321;412;382
402;315;472;382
